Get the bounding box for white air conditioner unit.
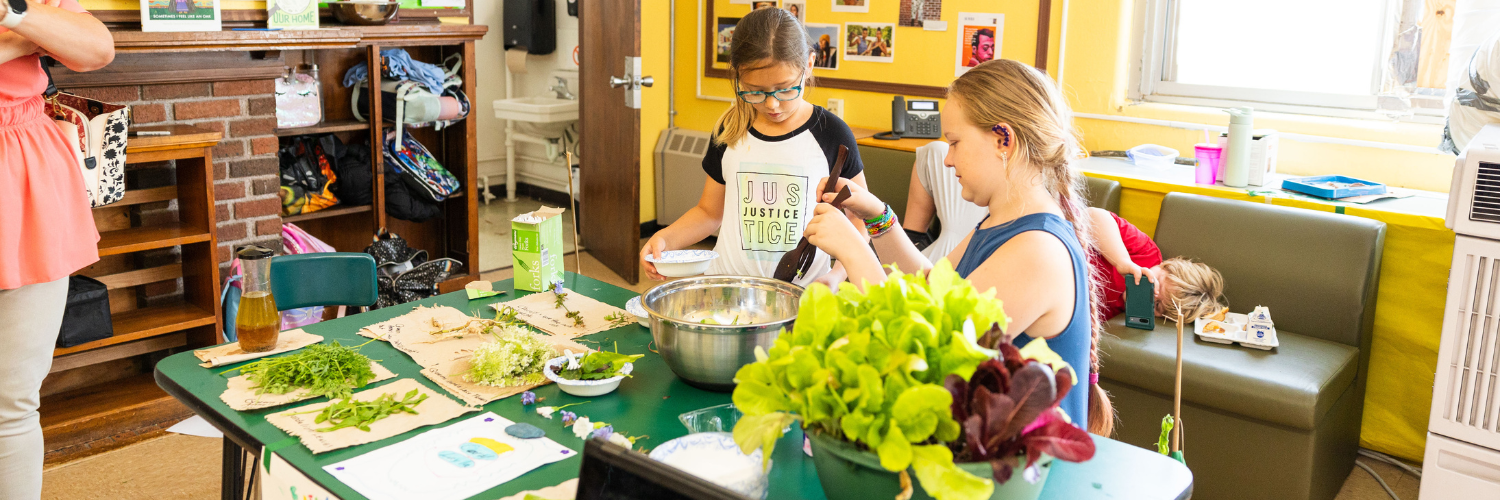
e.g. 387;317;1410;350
653;128;713;226
1425;124;1500;499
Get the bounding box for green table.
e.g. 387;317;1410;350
155;273;1192;500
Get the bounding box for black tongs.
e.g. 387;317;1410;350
774;145;852;282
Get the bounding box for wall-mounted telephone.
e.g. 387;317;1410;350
874;96;941;140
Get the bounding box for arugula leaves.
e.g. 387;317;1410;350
730;260;1009;500
226;341;378;400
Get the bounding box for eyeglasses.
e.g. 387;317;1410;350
736;83;804;104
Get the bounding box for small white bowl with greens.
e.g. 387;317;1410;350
543;350;643;397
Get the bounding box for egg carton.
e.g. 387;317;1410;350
1194;312;1279;350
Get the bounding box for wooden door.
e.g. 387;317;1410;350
579;0;642;284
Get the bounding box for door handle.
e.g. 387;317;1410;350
615;57;647;109
609;75;653;89
609;76;630;88
639;76;654;88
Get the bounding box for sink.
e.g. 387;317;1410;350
493;96;579;124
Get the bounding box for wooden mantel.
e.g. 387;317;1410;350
109;24;489;53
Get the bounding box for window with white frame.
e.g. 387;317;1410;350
1137;0;1450;120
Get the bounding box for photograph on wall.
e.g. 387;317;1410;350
898;0;942;28
752;0;778;9
831;0;868;14
955;12;1002;76
806;23;841;70
140;0;222;32
716;17;741;64
783;0;805;24
844;22;894;63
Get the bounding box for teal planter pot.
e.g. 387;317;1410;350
807;432;1051;500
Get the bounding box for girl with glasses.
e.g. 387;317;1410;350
640;7;867;288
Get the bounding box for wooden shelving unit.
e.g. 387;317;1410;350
39;125;223;462
275;119;369;137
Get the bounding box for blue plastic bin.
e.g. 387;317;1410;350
1280;175;1387;199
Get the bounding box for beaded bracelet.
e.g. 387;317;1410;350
863;205;898;237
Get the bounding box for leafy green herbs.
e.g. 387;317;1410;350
291;389;428;433
731;259;1009;500
429;306;528;341
225;341;378;400
699;314;741;325
552;350;643;381
553;290;585;327
604;311;635;329
464;326;555;387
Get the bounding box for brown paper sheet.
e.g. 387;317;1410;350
264;378;476;454
491;288;632;338
495;478;579;500
220;361;397;411
419;334;595;407
194;329;324;368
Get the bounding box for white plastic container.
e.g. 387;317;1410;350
542;356;632;397
645;250;719;277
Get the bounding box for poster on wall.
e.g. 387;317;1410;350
716;17;741;64
806;23;840;70
140;0;222;32
752;0;778;9
267;0;318;30
731;0;751;4
844;23;894;63
831;0;868;14
783;0;805;24
955;12;1002;76
898;0;941;28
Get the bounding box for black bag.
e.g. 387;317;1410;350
331;141;373;206
57;275;112;348
278;134;341;215
363;231;464;309
384;163;442;222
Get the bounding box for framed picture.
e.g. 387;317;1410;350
783;0;805;24
806;23;840;70
831;0;868;14
267;0;318;30
752;0;778;9
140;0;222;32
899;0;942;28
716;17;741;64
956;12;1002;76
844;22;894;63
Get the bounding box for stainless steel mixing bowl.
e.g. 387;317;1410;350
642;276;802;392
330;1;400;26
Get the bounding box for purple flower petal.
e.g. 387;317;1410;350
560;449;570;454
484;417;494;422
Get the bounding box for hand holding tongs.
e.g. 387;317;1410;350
774;145;852;283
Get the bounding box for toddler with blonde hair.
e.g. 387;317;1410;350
1087;206;1226;323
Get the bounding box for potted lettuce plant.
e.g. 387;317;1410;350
731;261;997;500
731;261;1095;500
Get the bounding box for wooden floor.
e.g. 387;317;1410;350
39;373;193;465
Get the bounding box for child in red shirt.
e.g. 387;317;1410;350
1086;208;1226;324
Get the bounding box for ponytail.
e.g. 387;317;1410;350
710;7;812;147
949;59;1117;436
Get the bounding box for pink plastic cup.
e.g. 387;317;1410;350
1194;144;1223;185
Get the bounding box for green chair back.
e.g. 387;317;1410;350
223;252;377;341
269;253;379;310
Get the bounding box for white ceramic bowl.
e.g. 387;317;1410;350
645;250;719;277
649;432;768;499
542;356;632;397
625;296;649;327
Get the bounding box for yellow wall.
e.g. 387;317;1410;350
1060;0;1454;192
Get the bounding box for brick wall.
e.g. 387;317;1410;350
68;80;285;283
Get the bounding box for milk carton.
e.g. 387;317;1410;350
1245;306;1275;344
512;206;566;291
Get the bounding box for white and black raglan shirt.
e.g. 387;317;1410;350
701;105;865;287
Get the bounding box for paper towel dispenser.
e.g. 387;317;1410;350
504;0;556;55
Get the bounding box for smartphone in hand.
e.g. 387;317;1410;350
1125;277;1155;330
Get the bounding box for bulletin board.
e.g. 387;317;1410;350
78;0;470;24
704;0;1054;98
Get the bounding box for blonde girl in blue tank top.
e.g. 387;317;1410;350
804;60;1115;435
